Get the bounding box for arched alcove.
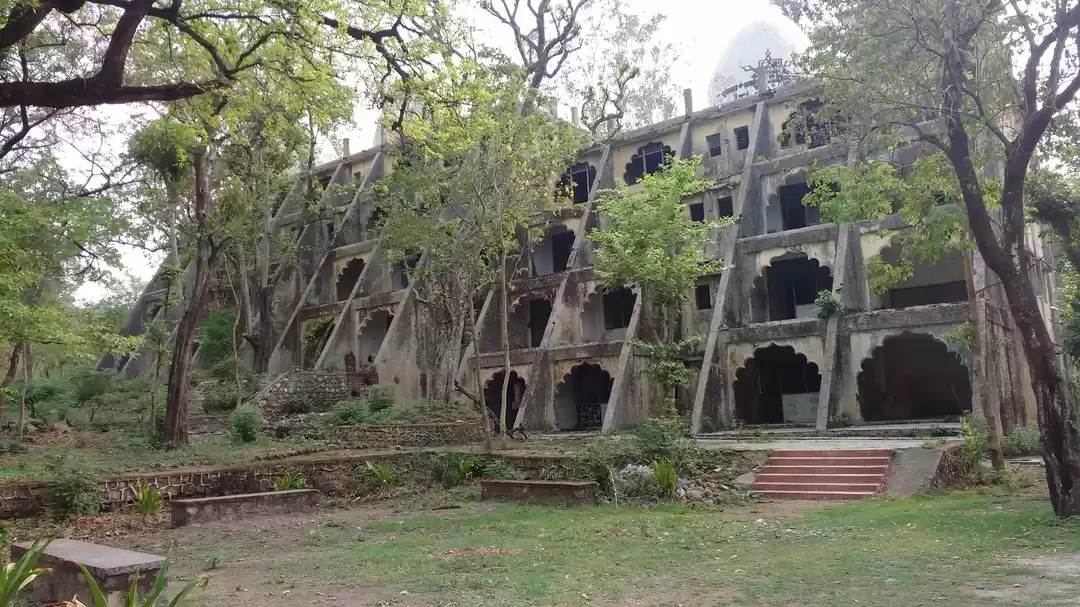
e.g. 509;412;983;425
336;258;365;302
554;362;614;430
857;332;971;421
484;370;527;430
533;224;576;276
558;162;597;204
732;345;821;424
358;309;394;367
870;245;967;310
623;142;674;185
750;253;833;322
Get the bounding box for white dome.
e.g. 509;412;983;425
708;13;809;105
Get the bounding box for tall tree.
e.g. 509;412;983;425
588;157;721;412
377;60;580;435
780;0;1080;515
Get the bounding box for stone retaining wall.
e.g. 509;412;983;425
0;451;574;518
251;369;378;420
170;489;320;526
321;422;483;448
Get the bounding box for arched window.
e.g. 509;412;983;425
623;142;673;185
557;162;597;204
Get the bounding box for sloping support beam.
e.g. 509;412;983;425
267;153;386;373
501;144;615;431
690;101;768;434
816;222;851;431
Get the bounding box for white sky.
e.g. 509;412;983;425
76;0;799;303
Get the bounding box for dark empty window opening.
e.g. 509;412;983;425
317;175;332;191
886;282;968;308
364;207;384;233
735;127;750;150
778;182;821;230
552;230;574;272
706;134;724;157
603;288;636;330
560;162;597;204
528;298;553;347
325;221;335;244
624;142;674;185
717;196;734;218
758;257;833;321
689;202;705;222
695;284;712;310
733;345;822;425
876;249;968;310
336;258;366;302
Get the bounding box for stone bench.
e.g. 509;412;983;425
478;479;597;506
13;539;164;606
170;488;319;527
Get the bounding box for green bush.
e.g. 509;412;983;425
326;399;369;425
630;417;688;462
21;377;74;418
430;453;478;488
363;460;398;490
198;307;239;370
477;457;523;480
814;289;843;318
230;405;262;444
45;453;103;518
1001;424;1041;457
201;380;243;413
959;415;989;479
71;369;116;404
367;388;394;413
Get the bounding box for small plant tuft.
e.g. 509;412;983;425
132;480;163;517
326;399;369;425
651;459;678;501
813;289;843;318
274;470;309;491
364;461;397;490
230;405;262;444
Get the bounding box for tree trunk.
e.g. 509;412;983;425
17;342;28;436
964;251;1004;470
499;246;511;436
166;179;180;265
164;148;217;448
0;341;22;415
470;306;493;453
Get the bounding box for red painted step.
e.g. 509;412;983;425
751;448;892;500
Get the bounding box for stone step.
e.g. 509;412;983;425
769;449;893;458
751;481;883;492
760;464;890;475
754;489;879;500
755;472;886;483
767;456;892;466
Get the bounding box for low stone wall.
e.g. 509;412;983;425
170;489;319;526
251;369;378;420
0;450;576;518
321;422;483;449
479;479;598;506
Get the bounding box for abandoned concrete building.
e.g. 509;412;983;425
99;42;1063;439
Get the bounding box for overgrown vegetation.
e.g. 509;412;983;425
230;406;262;444
44;453;102;518
132;480;163;517
1001;425;1041;457
813;290;842;318
275;470;309;491
428;453;523;488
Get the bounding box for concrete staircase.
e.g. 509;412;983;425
751;448;892;500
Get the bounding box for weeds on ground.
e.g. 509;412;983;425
363;461;398;490
651;459;677;501
1001;424;1041;457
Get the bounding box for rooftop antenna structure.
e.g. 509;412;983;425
720;50;797;100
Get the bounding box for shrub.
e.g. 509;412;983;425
958;414;989;479
1001;424;1041;457
630;417;688;462
366;388;394;413
430;453;476;488
364;461;397;490
814;289;843;318
230;405;262;444
45;453;103;518
568;436;644;490
281;394;316;415
477;458;523;480
22;377;73;418
71;369;116;404
275;470;309;491
326;399;369;425
651;459;678;501
132;480;163;517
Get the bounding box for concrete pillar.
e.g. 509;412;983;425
342;138;350;158
571;106;579;125
683;88;693;115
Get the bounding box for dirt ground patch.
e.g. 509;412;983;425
709;498;832;521
966;554;1080;605
439;546;521;558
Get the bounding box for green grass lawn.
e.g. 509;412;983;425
197;476;1080;606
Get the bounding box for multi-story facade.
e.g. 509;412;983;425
101;54;1061;438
